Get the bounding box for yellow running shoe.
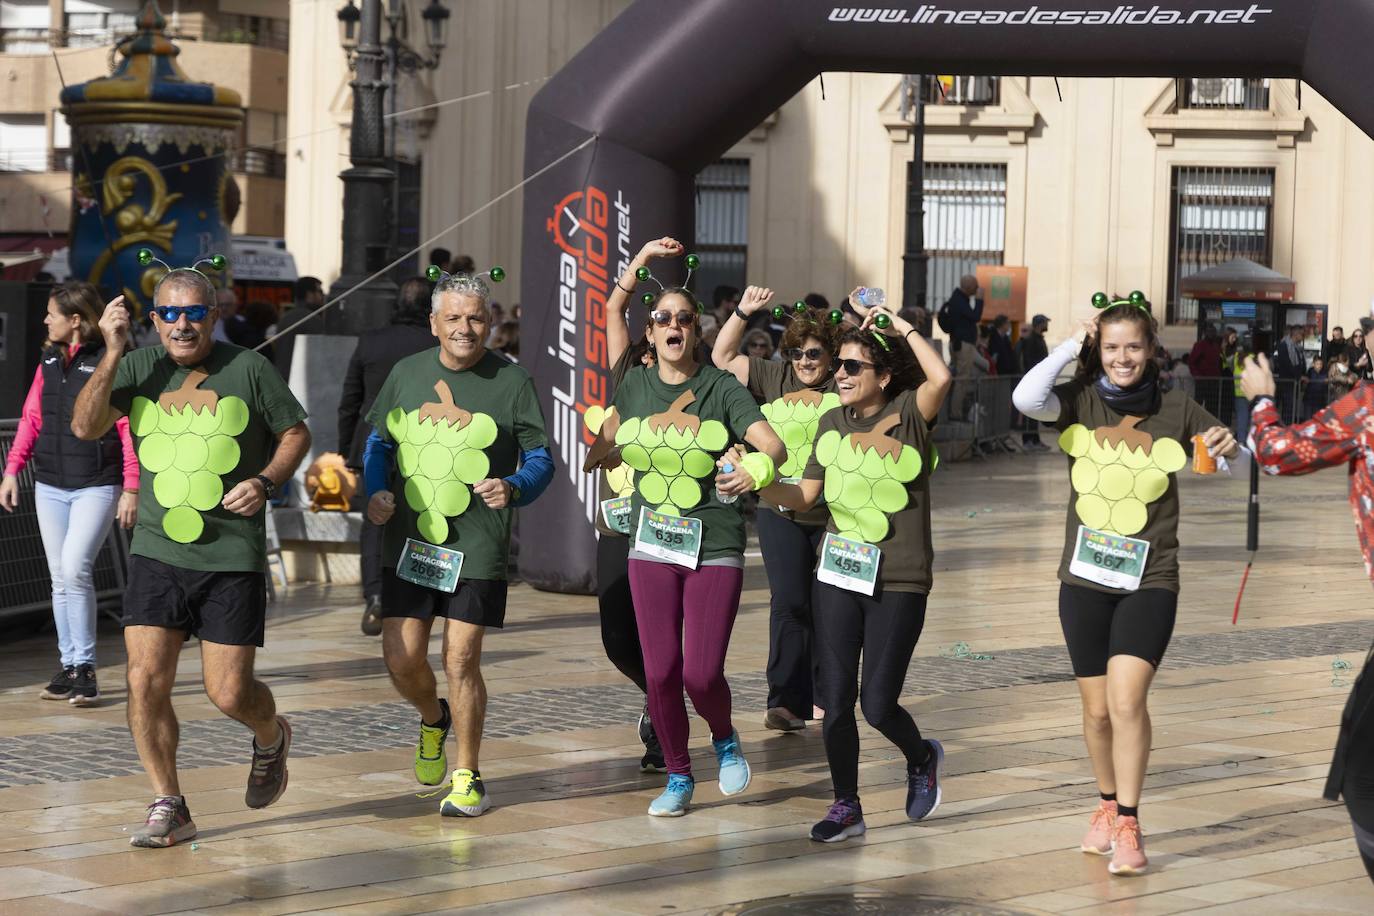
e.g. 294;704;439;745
414;699;450;786
440;768;491;817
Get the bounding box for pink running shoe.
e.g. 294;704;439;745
1080;799;1117;855
1107;815;1148;875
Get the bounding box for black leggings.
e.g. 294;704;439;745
596;535;647;694
1058;583;1178;678
1333;651;1374;882
813;582;928;800
756;508;826;715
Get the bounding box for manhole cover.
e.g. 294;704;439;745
717;893;1049;915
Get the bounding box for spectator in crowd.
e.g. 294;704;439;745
1303;355;1329;420
510;302;522;322
1187;322;1223;414
273;276;325;381
230;301;278;362
711;285;741;329
900;306;932;339
1015;314;1050;449
450;254;476;275
1329;348;1359;404
975;324;996;374
1167;356;1195;399
428;248;451;273
1272;324;1309;421
742;328;775;361
0;281;138;708
988;314;1016;375
487;302;506;347
337;277;436;636
937;275;983;416
498;320;520;361
211;286;238;344
1217;327;1241;424
698;314;721;358
1325;326;1347;362
1348;327;1372;381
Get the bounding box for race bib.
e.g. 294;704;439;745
816;533;880;595
600;496;634;536
633;507;703;569
1069;525;1150;591
396;537;463;593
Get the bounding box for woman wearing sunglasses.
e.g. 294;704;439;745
0;282;139;708
732;298;951;844
591;271;785;817
713;286;843;733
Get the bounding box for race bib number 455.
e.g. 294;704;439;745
396;538;463;593
815;533;880;596
633;507;703;569
1069;525;1150;591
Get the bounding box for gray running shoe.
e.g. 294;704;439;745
130;796;197;848
245;716;292;809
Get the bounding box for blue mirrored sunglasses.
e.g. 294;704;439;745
152;304;210;323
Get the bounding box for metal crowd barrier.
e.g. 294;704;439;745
0;419;129;625
1181;376;1307;425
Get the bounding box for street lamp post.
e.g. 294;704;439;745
328;0;449;335
900;75;931;332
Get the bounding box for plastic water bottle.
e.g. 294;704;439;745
716;463;739;505
856;287;886;308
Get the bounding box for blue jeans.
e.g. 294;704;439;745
33;482;119;667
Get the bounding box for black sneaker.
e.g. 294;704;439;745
40;665;77;700
360;595;383;636
69;664;99;707
810;796;866;843
637;699;652;746
245;716;292;809
640;718;667;773
906;739;944;821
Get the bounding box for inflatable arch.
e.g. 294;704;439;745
519;0;1373;592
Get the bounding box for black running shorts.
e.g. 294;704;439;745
1058;582;1178;678
122;555;268;646
381;571;508;629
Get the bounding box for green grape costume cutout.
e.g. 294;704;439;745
761;389;841;478
814;414;923;542
583;405;634;497
385;381;498;544
128;367;249;544
612;391;729;514
1058;415;1186;536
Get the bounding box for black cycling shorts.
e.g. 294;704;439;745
381;571;508;629
1058;582;1178;678
122;555;268;646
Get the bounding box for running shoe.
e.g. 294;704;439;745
1081;799;1117;855
441;768;491;817
1108;815;1148;876
638;699;653;746
713;729;751;796
39;665;76;700
640;718;667;773
648;773;694;817
764;707;805;732
414;699;450;786
810;797;866;843
69;664;99;707
360;595;383;636
245;716;292;809
905;739;944;821
129;796;197;848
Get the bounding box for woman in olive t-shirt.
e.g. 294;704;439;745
590;271;785;819
713;285;843;733
1012;296;1242;877
747;300;952;844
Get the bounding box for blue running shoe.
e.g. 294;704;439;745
906;739;944;821
713;729;751;796
648;773;694;816
810;797;866;843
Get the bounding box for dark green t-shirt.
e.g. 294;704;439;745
747;356;840;527
111;342;307;573
1052;380;1221;594
803;388;936;594
610;363;765;561
366;349;547;582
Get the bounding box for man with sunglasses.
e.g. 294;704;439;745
73;268;311;849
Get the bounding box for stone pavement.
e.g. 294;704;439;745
0;448;1371;914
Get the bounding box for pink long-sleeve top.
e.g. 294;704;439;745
4;345;139;490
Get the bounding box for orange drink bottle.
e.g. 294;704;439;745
1192;434;1217;474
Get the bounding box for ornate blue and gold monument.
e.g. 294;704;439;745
59;1;242;312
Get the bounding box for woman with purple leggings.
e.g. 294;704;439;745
589;269;784;817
